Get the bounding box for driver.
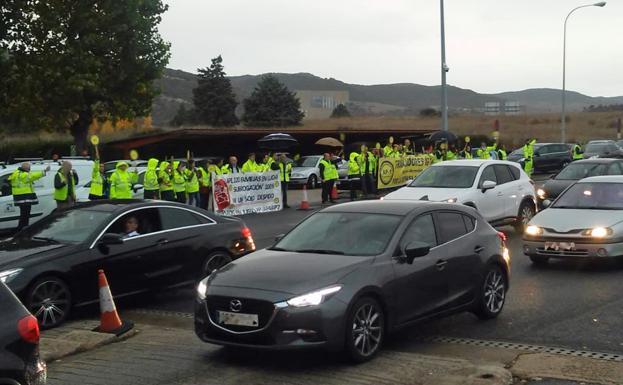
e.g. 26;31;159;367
123;216;140;238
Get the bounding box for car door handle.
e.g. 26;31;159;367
435;259;447;270
474;246;485;253
156;238;169;246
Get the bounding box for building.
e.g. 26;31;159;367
295;90;350;120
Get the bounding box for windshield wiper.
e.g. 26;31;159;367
32;236;59;244
295;249;345;255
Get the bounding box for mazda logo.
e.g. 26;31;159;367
229;299;242;312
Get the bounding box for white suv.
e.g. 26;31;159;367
384;159;537;232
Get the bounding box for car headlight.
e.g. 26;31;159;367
525;225;543;236
582;227;613;238
197;277;208;300
0;268;23;284
286;285;342;308
536;189;546;199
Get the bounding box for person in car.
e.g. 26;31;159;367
123;216;140;238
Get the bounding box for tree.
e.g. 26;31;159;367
192;55;238;126
0;0;171;152
242;75;304;127
330;103;351;118
170;104;196;127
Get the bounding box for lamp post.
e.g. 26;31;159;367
561;1;606;143
440;0;449;131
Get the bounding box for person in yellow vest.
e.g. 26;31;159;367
446;144;458;160
159;161;175;201
460;144;473;159
523;138;537;177
391;144;402;158
497;144;508;160
383;136;394;158
347;152;361;201
271;153;292;209
319;153;339;204
54;161;79;209
109;161;138;200
572;142;583;160
359;148;375;198
143;158;160;200
221;156;241;174
8;162;50;230
241;152;260;173
198;160;211;210
403;139;414;155
185;159;201;207
172;161;187;204
89;159;107;200
477;141;498;159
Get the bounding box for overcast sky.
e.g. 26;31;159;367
159;0;622;97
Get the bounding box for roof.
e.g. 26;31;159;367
587;140;616;144
71;199;190;212
578;176;623;183
572;158;622;164
320;200;466;216
430;159;510;167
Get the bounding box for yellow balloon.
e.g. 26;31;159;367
129;149;139;161
90;135;100;146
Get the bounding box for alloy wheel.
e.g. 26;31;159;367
483;270;505;314
204;252;231;276
29;280;70;329
521;204;535;225
351;303;382;357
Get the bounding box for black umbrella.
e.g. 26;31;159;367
257;133;299;150
429;130;458;143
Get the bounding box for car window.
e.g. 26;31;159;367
553;144;568;153
463;215;475;232
0;174;11;197
409;166;479;188
537;146;551;155
555;163;606;180
18;209;112;244
400;214;437;249
436;212;468;244
607;163;623;175
508;165;520;180
479;166;497;187
553;182;623;210
493;165;514;185
159;207;203;230
107;208;162;237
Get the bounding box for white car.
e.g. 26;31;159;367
384;159;537;232
0;159;94;230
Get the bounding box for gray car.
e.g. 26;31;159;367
290;155;348;188
523;175;623;265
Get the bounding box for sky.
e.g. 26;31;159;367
159;0;623;97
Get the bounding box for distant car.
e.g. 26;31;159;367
583;140;623;159
0;200;255;329
195;200;510;362
507;143;573;173
524;175;623;265
383;160;536;232
0;281;47;385
289;155;347;189
536;159;623;205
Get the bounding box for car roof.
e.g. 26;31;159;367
321;200;470;216
587;140;615;144
68;199;195;213
578;175;623;183
572;159;622;164
431;159;513;167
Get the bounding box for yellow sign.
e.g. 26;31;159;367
377;155;433;190
129;149;139;161
90;135;100;146
465;136;471;143
388;136;394;144
492;130;500;140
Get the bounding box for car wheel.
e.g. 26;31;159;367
474;265;507;320
202;251;232;277
307;175;318;189
344;297;385;363
514;201;535;234
26;276;72;330
529;255;549;266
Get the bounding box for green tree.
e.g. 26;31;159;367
193;55;239;126
330;103;351;118
0;0;170;151
170;104;196;127
242;75;304;127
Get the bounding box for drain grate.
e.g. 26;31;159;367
130;308;195;319
419;335;623;362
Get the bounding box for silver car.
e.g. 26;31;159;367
523;175;623;265
290;155;348;188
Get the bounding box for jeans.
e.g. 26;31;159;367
187;192;200;207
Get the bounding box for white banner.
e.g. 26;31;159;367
212;171;283;216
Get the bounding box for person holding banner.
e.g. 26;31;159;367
242;153;260;173
143;158;160;200
319;153;339;204
273;153;292;209
222;156;241;174
359;147;376;198
159;161;176;201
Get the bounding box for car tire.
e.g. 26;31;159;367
308;175;318;189
202;251;232;277
25;276;72;330
344;297;385;363
529;255;549;266
473;264;507;320
514;201;535;234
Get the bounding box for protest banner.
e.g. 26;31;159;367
377;155;433;189
212;171;282;215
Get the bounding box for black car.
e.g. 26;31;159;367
0;281;46;385
0;200;255;329
583;140;623;159
195;201;510;362
536;159;623;205
507;143;573;173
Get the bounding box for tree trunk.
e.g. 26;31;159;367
70;109;93;155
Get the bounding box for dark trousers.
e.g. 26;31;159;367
361;174;375;196
17;204;31;231
200;190;211;210
143;190;159;200
321;180;335;203
349;175;359;200
187;192;200;207
175;192;187;204
88;194;105;201
160;190;176;202
281;182;289;208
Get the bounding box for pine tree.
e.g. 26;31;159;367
242;75;305;127
192;55;239;126
331;103;351;118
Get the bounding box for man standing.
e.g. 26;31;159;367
143;158;160;199
319;153;339;204
497;144;508;160
159;161;176;201
109;161;138;200
8;162;49;230
172;161;187;204
359;147;375;198
241;152;259;173
572;142;583;161
523;138;537;177
221;156;241;174
477;141;497;159
347;152;361;201
185;159;201;207
54;161;79;209
272;154;292;209
89;159;107;200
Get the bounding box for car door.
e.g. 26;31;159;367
390;213;449;325
492;164;519;219
474;165;505;221
534;145;552;170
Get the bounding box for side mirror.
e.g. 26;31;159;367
481;180;497;191
403;241;430;264
274;234;285;243
542;199;551;209
100;233;124;245
133;184;144;192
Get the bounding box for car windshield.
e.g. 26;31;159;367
585;143;608;153
555;163;607;180
273;212;402;256
408;166;478;188
296;156;320;168
18;209;111;244
553;182;623;210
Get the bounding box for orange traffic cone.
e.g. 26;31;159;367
331;184;339;201
95;270;133;335
298;184;311;210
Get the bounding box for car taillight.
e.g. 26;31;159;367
18;315;40;344
241;227;256;251
497;231;507;242
241;227;252;239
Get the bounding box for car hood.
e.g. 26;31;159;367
291;167;316;174
207;249;371;296
0;240;69;268
542;179;575;198
384;186;468;202
531;208;623;232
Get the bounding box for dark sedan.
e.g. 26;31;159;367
0;200;255;329
536;159;623;205
583;140;623;159
0;281;46;385
195;201;510;362
507;143;572;173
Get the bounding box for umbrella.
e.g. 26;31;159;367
429;130;458;143
257;133;299;150
315;137;344;147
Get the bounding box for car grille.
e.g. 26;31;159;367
536;248;589;257
206;295;275;333
543;228;583;235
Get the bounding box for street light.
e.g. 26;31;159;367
440;0;449;131
561;1;606;143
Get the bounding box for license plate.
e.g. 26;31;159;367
544;242;576;251
218;311;259;327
